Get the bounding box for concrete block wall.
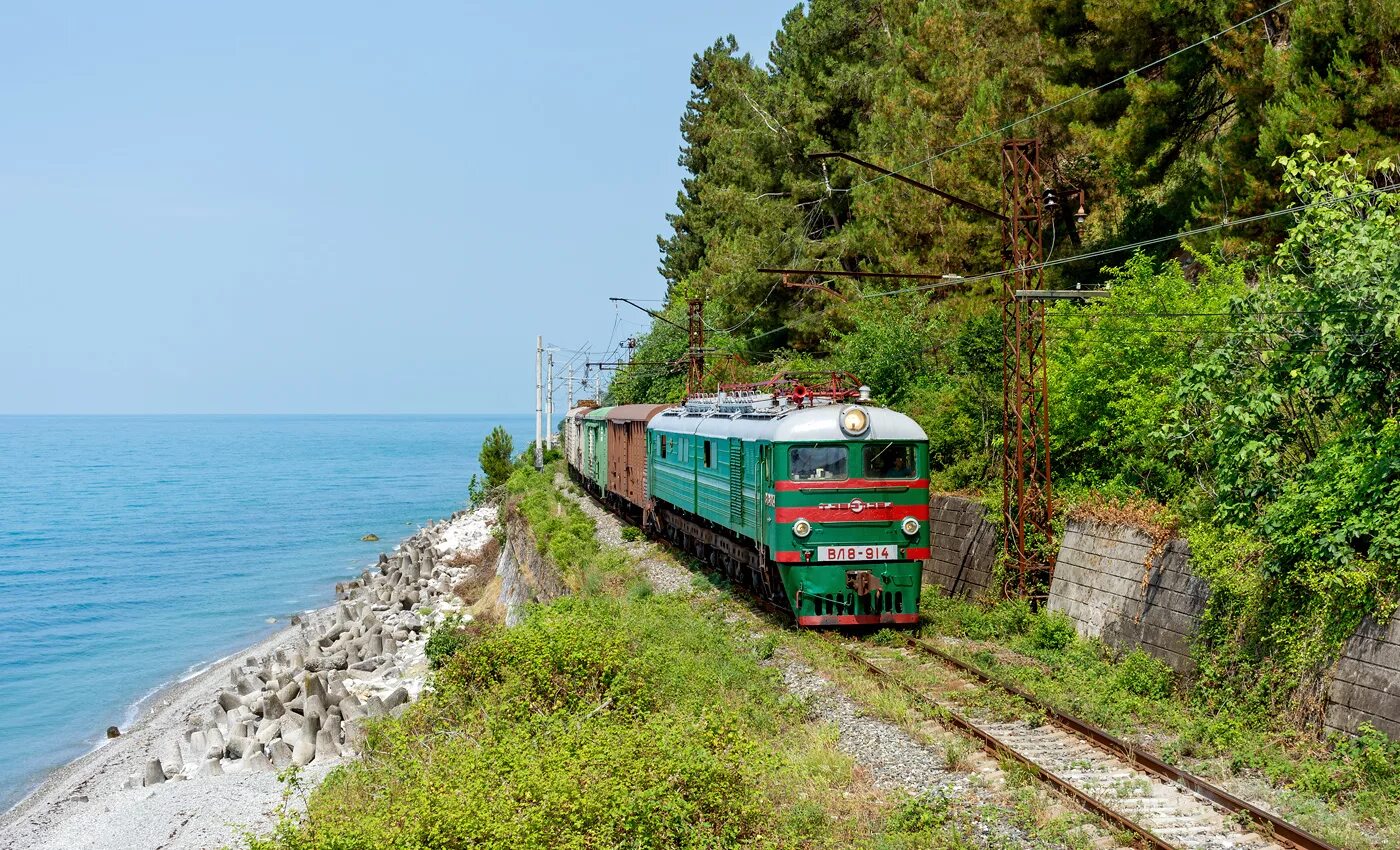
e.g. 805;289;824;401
923;494;999;599
1326;616;1400;738
1046;520;1209;673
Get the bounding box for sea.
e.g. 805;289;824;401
0;414;535;811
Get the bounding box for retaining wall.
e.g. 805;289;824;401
1326;616;1400;738
923;494;998;599
1046;519;1209;673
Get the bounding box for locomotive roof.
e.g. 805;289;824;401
648;403;926;443
605;403;673;423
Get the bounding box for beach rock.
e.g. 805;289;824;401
198;756;224;778
204;727;225;752
269;740;293;769
106;725;121;739
143;758;166;786
339;696;365;720
305;694;326;720
363;695;387;717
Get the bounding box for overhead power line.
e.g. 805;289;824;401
848;0;1295;191
862;183;1400;298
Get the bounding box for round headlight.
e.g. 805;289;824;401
792;518;812;538
840;406;869;436
901;516;921;536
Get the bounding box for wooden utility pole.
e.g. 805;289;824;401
534;335;543;470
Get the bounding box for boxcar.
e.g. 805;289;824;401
605;404;672;513
578;405;614;496
564;403;596;476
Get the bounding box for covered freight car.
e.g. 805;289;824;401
577;405;614;497
605;404;672;514
564;402;597;475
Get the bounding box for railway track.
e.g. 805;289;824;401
566;481;1340;850
818;631;1341;850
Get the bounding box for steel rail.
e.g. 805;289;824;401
818;632;1179;850
896;634;1340;850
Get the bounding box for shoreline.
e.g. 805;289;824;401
0;505;499;850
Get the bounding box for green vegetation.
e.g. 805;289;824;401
250;575;1058;848
605;0;1400;736
478;426;515;489
918;594;1400;848
469;425;516;505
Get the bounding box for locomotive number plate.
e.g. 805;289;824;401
818;544;896;562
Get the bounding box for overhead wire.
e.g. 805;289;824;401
861;183;1400;298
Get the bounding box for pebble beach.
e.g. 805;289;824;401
0;504;500;850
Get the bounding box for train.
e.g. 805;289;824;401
564;378;929;626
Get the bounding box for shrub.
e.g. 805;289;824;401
423;613;479;669
1114;649;1174;700
1027;612;1077;651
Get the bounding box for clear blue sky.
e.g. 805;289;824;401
0;2;793;413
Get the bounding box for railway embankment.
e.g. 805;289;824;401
241;462;1127;849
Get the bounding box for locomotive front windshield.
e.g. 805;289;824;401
789;445;848;481
864;443;917;479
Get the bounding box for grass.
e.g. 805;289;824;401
917;591;1400;850
246;463;1086;850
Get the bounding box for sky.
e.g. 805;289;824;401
0;2;794;414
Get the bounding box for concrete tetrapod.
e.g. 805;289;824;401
142;758;166;786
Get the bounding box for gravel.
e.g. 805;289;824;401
553;474;693;594
771;650;963;796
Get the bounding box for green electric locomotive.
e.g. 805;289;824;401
566;381;928;627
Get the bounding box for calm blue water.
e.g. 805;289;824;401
0;415;534;810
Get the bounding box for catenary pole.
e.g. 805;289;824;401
534;335;543;470
546;351;555;448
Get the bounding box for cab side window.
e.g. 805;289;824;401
788;445;848;481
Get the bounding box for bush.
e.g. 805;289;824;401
1027;612;1077;651
423;613;478;669
251;595;790;850
1114;649;1174;700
